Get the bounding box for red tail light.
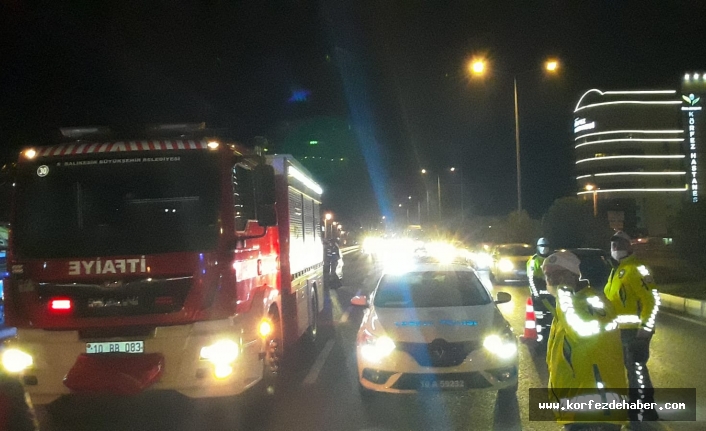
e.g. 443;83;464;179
49;298;73;312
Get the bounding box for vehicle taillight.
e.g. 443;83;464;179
49;298;73;313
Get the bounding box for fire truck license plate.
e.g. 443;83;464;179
86;341;144;354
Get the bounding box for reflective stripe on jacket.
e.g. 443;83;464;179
546;285;627;424
603;254;660;331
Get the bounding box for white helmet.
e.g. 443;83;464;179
536;237;550;256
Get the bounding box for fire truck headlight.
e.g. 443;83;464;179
200;340;240;365
2;348;33;373
213;364;233;379
23;149;37;160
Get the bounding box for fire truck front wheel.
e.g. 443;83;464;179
305;287;319;344
262;308;282;398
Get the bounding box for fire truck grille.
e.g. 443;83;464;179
38;277;192;318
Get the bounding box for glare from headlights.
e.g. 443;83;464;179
483;334;517;359
498;258;514;273
426;242;457;264
214;363;233;379
200;339;240;364
2;348;33;373
474;252;493;268
360;335;396;363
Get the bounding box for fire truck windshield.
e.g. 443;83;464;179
14;152;220;259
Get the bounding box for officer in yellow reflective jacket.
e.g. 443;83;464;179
604;231;660;422
527;237;551;297
543;251;627;429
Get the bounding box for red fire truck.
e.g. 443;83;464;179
0;125;325;407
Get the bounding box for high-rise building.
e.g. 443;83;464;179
573;89;687;236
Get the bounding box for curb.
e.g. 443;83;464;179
660;293;706;320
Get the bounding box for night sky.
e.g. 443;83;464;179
2;1;706;226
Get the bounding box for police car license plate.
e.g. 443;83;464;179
86;341;144;354
419;379;465;390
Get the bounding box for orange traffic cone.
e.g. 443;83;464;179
521;297;538;343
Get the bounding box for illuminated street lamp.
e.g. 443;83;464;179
585;184;598;217
421;167;460;220
469;57;560;213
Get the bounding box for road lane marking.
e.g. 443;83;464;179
661;310;706;327
303;339;335;386
340;307;351;323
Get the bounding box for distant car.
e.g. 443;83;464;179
490;243;533;283
528;248;614;346
351;263;518;396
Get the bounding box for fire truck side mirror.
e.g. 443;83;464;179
254;165;276;205
255;164;277;227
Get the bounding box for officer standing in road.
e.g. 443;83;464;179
604;231;660;422
527;237;552;297
543;251;627;430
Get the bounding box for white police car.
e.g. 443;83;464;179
351;263;518;395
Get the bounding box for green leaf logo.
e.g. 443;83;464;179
683;93;701;106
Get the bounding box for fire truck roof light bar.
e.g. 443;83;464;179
288;165;323;195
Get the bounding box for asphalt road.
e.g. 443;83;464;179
34;250;706;430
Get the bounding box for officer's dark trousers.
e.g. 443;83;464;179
621;329;657;421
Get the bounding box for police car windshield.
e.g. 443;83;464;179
14;152;220;258
374;271;491;308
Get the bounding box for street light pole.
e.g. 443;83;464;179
437;175;442;219
469;58;559;215
514;76;521;214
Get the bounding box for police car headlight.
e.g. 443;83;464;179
483;334;517;359
498;259;514;273
474;252;493;269
358;330;396;363
200;339;240;365
2;348;33;373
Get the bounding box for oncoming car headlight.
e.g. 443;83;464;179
483;334;517;359
498;258;514;273
2;348;33;373
358;330;396;363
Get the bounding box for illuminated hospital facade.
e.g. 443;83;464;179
573;74;705;236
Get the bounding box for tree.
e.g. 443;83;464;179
541;197;613;249
504;210;540;244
